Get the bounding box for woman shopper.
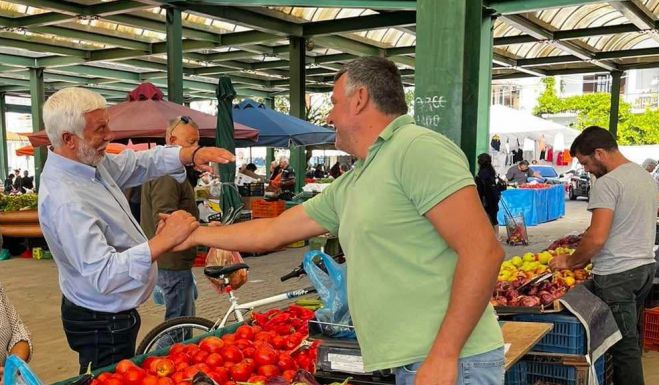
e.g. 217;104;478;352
0;280;32;382
476;153;503;235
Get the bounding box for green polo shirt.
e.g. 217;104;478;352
303;115;503;371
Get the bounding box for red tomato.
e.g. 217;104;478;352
242;346;256;359
254;347;278;366
142;357;160;373
175;382;191;385
242;358;256;372
192;350;209;364
251;325;262;334
271;335;286;349
229;362;252;382
235;325;254;340
225;382;237;385
253;341;274;351
210;367;229;384
169;343;187;356
185;346;201;360
116;359;137;374
247;375;267;385
221;334;236;344
124;368;145;385
170;353;189;365
257;364;280;377
154;359;175;377
96;373;112;383
175;362;189;372
183;366;200;379
277;353;297;371
171;372;185;384
156;377;174;385
106;378;122;385
234;338;253;350
204;352;223;368
194;363;211;374
254;331;275;343
282;369;296;382
223;361;235;369
198;337;225;354
220;346;244;363
142;375;159;385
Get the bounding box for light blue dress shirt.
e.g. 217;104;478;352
38;146;186;313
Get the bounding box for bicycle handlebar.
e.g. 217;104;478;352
280;264;305;282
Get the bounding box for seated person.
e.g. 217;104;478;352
506;160;539;184
0;280;32;370
238;163;263;182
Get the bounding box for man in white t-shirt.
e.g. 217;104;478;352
550;126;657;385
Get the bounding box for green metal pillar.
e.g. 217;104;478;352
165;6;184;104
264;97;275;179
289;37;306;193
609;71;622;140
0;93;8;180
414;0;493;172
29;67;46;189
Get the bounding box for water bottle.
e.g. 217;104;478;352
152;285;165;305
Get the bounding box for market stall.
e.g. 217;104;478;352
497;184;565;226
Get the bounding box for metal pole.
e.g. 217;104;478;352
29;67;46;189
289;37;306;193
165;6;184;104
415;0;492;172
0;93;8;180
264;97;275;179
609;70;622;140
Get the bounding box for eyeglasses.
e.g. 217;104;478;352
168;115;192;137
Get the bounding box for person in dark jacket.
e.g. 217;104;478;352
12;170;23;194
475;153;502;235
21;170;34;191
4;174;14;194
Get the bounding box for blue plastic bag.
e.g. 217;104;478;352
303;250;356;339
2;356;44;385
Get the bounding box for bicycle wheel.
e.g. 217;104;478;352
137;316;216;355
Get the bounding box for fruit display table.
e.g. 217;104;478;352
497;185;565;226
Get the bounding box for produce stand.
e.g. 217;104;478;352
497;185;565;226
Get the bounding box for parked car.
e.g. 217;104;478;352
528;165;563;185
566;170;591;200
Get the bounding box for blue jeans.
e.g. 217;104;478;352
158;269;197;320
394;347;504;385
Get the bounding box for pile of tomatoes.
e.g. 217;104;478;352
89;305;319;385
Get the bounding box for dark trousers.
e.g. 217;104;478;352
589;263;656;385
61;296;141;374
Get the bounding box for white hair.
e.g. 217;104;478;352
43;87;107;148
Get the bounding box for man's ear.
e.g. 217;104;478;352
353;87;369;114
61;132;76;149
169;135;177;146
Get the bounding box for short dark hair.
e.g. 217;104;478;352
519;160;529;166
570;126;618;156
245;163;257;172
335;56;408;116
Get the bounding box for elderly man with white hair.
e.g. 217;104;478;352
37;87;234;373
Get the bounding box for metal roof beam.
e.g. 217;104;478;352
554;23;639;40
0;54;37;68
186;5;302;37
51;65;141;82
485;0;608;15
303;11;415;36
29;26;152;51
152;1;415;10
11;1;154;27
493;52;545;77
314;35;384;57
609;1;655;30
502;15;619;71
517;55;581;67
0;36;89;57
103;14;221;43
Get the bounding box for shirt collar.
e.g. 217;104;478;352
45;148;97;180
377;115;414;142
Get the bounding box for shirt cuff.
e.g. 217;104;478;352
127;242;154;283
163;146;187;183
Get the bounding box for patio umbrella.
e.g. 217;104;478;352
25;83;259;147
215;76;243;223
15;141;155;157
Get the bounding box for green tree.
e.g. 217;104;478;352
534;77;659;145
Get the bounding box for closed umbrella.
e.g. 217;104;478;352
215;76;243;223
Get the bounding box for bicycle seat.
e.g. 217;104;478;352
204;263;249;278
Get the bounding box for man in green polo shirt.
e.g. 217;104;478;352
169;57;505;385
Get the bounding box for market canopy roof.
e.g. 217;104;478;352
25;82;259;146
489;105;581;148
233;98;336;147
1;1;659;101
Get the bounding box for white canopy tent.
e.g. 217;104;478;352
489;105;581;151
